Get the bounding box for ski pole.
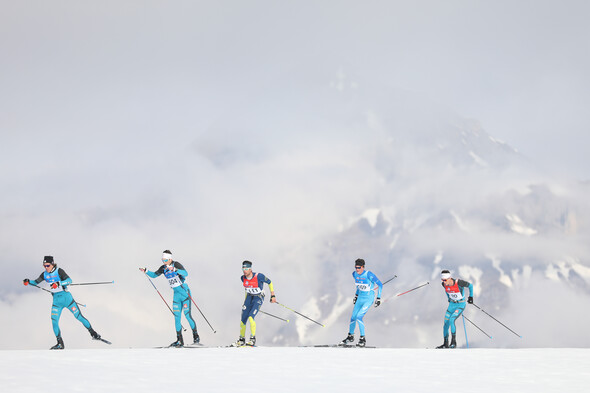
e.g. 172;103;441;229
462;314;469;348
260;310;289;323
27;283;87;307
186;291;217;333
382;275;398;286
383;282;430;303
69;281;115;286
276;302;325;327
27;283;52;294
471;303;522;338
141;272;186;331
463;313;492;339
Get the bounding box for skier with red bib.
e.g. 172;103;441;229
437;269;474;349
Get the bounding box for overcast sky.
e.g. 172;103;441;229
2;1;589;178
1;1;589;349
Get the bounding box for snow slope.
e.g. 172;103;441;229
1;348;588;393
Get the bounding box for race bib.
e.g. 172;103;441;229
448;292;463;301
356;283;371;292
245;287;262;295
167;276;182;288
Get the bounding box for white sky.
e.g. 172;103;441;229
1;1;589;179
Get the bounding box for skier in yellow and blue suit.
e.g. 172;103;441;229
233;260;276;347
140;250;199;347
23;256;102;350
341;258;382;347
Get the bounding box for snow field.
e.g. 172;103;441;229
1;347;589;393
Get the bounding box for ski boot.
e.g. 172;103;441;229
50;336;64;350
247;336;256;346
88;328;101;340
436;337;449;349
192;329;200;344
356;336;366;347
449;334;457;349
170;331;184;347
232;336;246;347
340;333;354;346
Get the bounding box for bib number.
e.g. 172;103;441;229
448;292;463;301
168;276;182;288
356;283;371;292
245;287;262;295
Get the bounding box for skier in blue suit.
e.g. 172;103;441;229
436;269;474;349
140;250;199;347
23;256;102;350
341;258;383;347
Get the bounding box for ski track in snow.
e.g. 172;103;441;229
1;348;589;393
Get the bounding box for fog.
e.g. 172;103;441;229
1;1;589;349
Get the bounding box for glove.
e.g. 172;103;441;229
139;267;146;273
353;295;358;304
23;279;29;286
374;298;381;308
270;295;277;303
51;282;60;289
467;296;473;304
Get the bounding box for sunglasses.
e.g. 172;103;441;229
355;266;363;269
43;264;52;268
242;267;251;271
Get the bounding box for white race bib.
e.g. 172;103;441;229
245;287;262;295
356;283;371;292
167;276;182;288
448;292;463;301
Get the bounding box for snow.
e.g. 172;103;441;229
505;214;538;236
1;347;589;393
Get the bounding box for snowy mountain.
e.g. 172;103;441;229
193;67;590;348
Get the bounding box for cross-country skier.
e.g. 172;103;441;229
139;250;199;347
340;258;382;347
436;269;474;349
233;260;276;347
22;256;103;350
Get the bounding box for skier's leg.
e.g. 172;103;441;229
355;299;373;337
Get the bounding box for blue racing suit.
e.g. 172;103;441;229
29;267;92;338
349;270;383;337
147;261;196;332
442;279;474;337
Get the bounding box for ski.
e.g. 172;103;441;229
312;344;376;348
155;344;205;349
94;337;112;345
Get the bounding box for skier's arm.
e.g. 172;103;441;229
261;274;276;301
457;279;474;301
146;265;165;278
369;272;383;298
57;268;72;287
171;262;188;277
33;272;45;285
353;272;359;296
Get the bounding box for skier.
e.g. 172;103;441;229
139;250;199;347
233;260;276;347
22;256;103;350
340;258;382;347
436;269;474;349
